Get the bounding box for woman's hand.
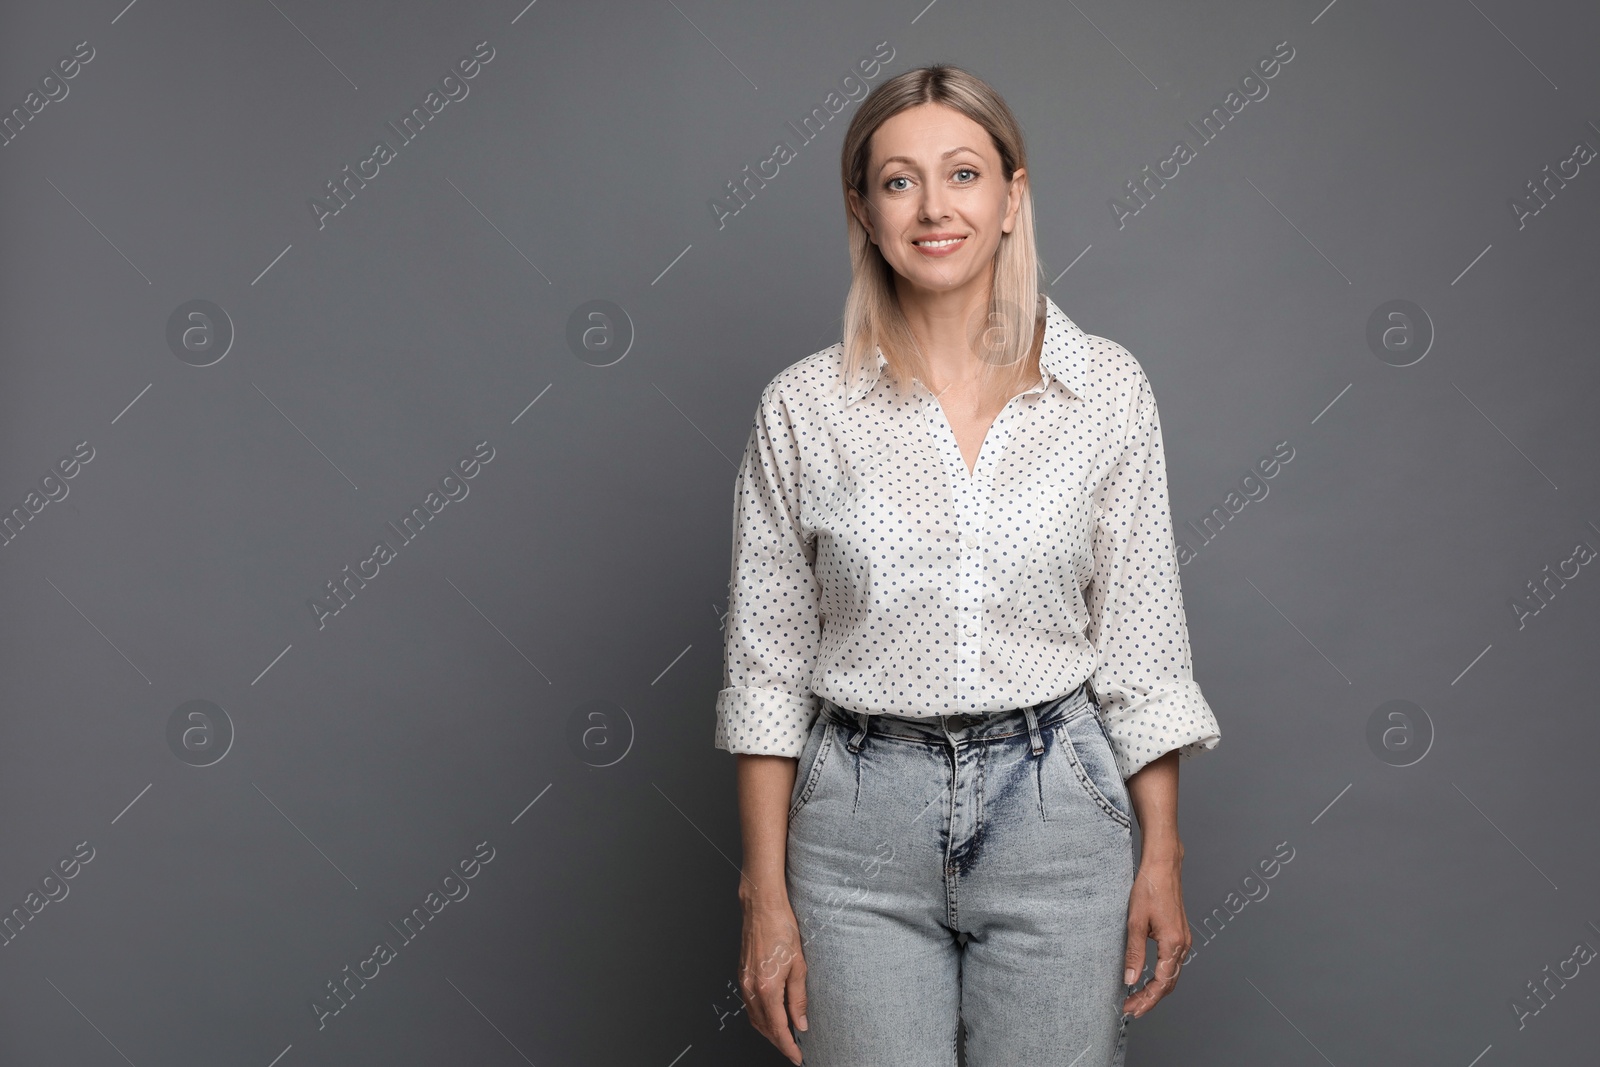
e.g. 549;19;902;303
1121;749;1190;1018
1121;849;1191;1017
739;897;808;1065
734;752;809;1064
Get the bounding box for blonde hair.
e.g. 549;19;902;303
839;65;1042;407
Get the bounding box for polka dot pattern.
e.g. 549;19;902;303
714;296;1221;781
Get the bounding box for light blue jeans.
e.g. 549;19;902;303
785;682;1137;1065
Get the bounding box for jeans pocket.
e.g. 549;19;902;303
1057;713;1133;831
788;714;835;821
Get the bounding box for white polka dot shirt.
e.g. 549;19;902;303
714;295;1221;780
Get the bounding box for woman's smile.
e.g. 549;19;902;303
911;233;969;256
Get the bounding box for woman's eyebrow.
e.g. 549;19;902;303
876;146;983;173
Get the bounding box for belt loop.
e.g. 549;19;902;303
846;710;870;753
1023;704;1044;756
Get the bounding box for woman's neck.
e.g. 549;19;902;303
894;277;995;390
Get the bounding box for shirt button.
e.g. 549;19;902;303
963;534;979;549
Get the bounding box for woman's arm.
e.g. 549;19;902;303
736;753;807;1066
1121;750;1190;1018
1079;363;1216;1017
715;376;824;1065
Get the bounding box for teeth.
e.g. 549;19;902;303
915;237;964;247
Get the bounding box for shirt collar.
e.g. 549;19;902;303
844;294;1092;407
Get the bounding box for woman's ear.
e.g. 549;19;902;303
1002;166;1027;234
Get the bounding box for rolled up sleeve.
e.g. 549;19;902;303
714;383;821;758
1086;367;1222;780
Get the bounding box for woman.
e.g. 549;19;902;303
714;64;1221;1066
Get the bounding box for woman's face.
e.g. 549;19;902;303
849;102;1025;301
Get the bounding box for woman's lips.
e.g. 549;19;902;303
911;234;968;257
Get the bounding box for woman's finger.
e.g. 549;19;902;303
738;965;768;1037
787;953;810;1035
1129;926;1189;1016
760;952;803;1063
1123;912;1149;987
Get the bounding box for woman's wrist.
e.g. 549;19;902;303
738;868;792;909
1138;834;1184;866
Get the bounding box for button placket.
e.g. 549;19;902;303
955;458;980;690
966;421;1006;697
924;389;1024;703
921;392;980;692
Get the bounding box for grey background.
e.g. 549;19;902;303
1;0;1596;1064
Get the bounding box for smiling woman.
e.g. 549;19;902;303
717;64;1220;1067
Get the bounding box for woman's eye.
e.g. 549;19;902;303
954;168;977;182
886;176;910;192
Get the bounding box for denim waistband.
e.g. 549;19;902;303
818;681;1094;754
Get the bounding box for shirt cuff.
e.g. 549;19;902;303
1094;677;1221;780
715;686;819;758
